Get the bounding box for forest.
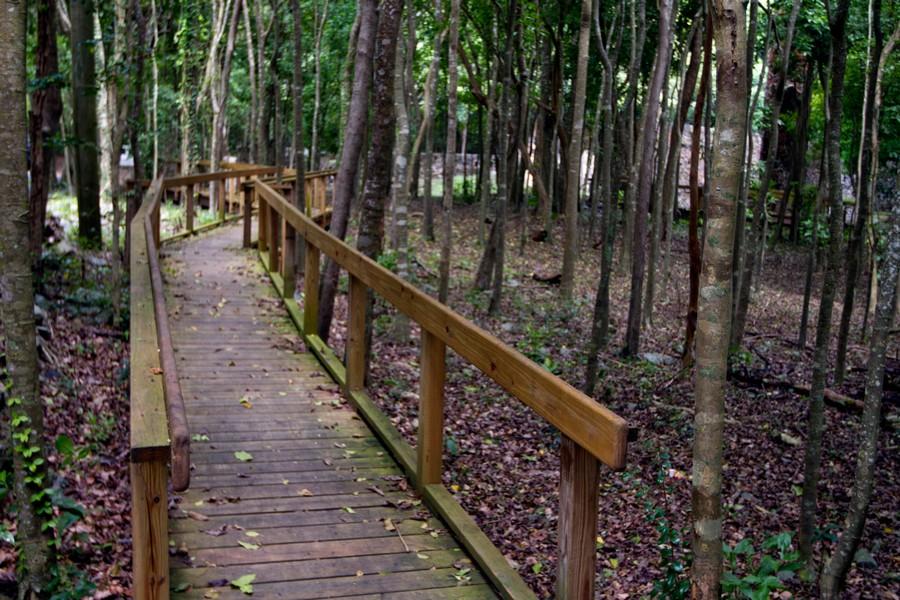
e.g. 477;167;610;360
0;0;899;597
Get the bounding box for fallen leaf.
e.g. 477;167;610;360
342;506;356;514
383;518;396;531
234;451;253;462
230;574;256;595
297;488;313;497
187;511;209;522
245;531;260;538
150;367;163;375
204;525;228;537
238;540;260;551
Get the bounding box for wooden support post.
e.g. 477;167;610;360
346;275;367;392
186;184;195;235
131;459;169;600
267;205;279;272
151;202;161;248
217;179;226;222
258;190;268;253
282;220;296;298
556;436;600;600
303;241;320;335
417;330;446;486
242;184;252;248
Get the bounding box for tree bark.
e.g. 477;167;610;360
357;0;404;370
731;0;801;351
70;0;102;247
798;0;853;568
559;0;592;299
690;0;747;596
29;0;63;269
292;0;306;283
683;15;712;369
1;0;53;592
310;0;329;170
834;0;883;384
317;0;377;342
820;199;900;598
623;0;676;356
437;0;460;304
422;0;444;242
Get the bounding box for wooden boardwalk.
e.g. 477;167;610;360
163;223;497;599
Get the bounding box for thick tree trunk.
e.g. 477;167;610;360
690;1;747;595
623;0;676;356
437;0;460;304
29;0;63;269
1;1;53;593
357;0;404;369
834;0;883;384
70;0;102;247
820;200;900;598
798;0;852;568
559;0;592;299
317;0;377;342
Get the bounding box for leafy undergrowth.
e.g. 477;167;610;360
1;238;132;598
327;203;899;598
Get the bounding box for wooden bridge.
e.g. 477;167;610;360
129;165;628;599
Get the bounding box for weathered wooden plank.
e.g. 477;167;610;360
132;460;169;600
346;275;367;393
556;436;600;600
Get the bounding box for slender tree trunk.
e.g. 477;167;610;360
798;148;827;348
798;0;853;568
357;0;404;370
317;0;377;341
338;8;360;162
623;0;676;356
422;0;444;242
820;200;900;598
683;15;712;368
70;0;102;247
559;0;592;299
1;1;53;593
690;0;747;595
786;60;815;245
731;0;801;351
834;0;883;384
310;0;329;170
241;0;258;162
29;0;63;270
292;0;306;278
437;0;460;304
390;18;412;341
619;0;646;275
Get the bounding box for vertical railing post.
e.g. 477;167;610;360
417;330;446;487
303;240;320;336
242;182;253;248
151;200;161;248
217;178;226;222
186;184;195;235
258;187;268;254
346;275;367;392
282;190;296;298
267;204;279;272
131;458;168;600
556;436;600;600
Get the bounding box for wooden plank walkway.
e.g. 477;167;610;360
163;223;498;599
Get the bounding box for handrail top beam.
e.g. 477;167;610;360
162;166;282;188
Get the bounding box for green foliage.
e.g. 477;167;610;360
516;322;562;375
722;532;804;599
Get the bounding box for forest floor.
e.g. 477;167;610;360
1;200;897;599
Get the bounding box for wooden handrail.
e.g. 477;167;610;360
254;179;628;467
252;177;628;598
162;165;281;188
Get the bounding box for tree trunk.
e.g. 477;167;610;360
819;200;900;598
422;0;444;242
834;0;883;384
559;0;592;299
1;1;53;592
798;0;853;568
390;18;412;341
785;60;816;245
731;0;801;351
70;0;102;247
292;0;306;280
357;0;404;370
690;0;747;595
623;0;676;356
619;0;646;275
310;0;329;170
338;7;360;162
29;0;63;270
437;0;460;304
683;15;712;369
317;0;377;342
